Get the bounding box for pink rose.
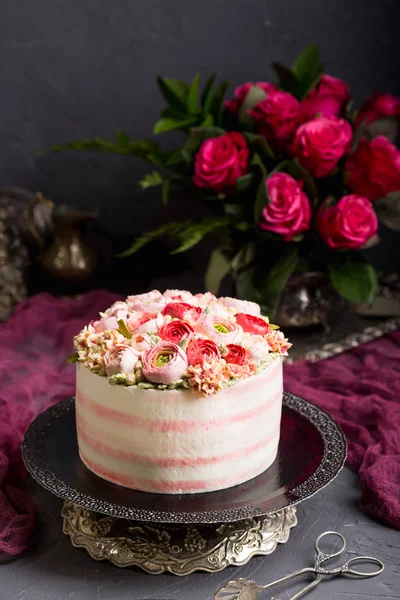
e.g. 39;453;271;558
259;172;312;241
130;333;152;353
193;132;249;192
191;292;218;307
163;289;193;302
159;319;194;343
127;291;167;312
104;345;140;377
346;136;400;201
127;312;157;333
355;92;400;127
249;90;300;146
291;116;352;178
224;82;277;114
186;338;221;366
141;341;188;384
235;313;270;336
316;195;378;250
195;314;243;345
219;297;261;317
242;334;268;365
162;302;202;321
301;75;350;121
225;344;247;366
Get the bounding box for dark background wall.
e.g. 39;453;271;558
1;0;400;291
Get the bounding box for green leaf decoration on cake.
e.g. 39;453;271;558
117;319;132;339
66;352;79;364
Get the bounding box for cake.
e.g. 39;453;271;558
71;289;291;494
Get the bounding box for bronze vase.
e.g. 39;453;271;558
39;206;99;286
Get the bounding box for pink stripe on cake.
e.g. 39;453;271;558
77;419;278;467
77;387;281;432
79;450;275;493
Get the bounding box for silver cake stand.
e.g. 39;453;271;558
23;391;346;575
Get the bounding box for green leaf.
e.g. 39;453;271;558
274;43;323;100
139;171;164;189
238;85;268;125
272;62;300;96
210;80;230;125
153;116;198;134
187;72;200;114
156;77;189;112
117;221;191;258
201;74;216;114
291;42;324;99
260;247;299;317
329;259;378;304
115;130;130;145
244;132;276;161
254;177;269;223
117;319;132;339
161;179;170;206
285;158;318;201
66;352;79;364
45;136;159;159
236;172;255;192
171;216;229;254
292;42;319;82
200;114;214;126
250;152;268;177
205;248;231;295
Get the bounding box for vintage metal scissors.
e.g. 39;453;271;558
215;531;384;600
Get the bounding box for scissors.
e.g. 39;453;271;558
215;531;384;600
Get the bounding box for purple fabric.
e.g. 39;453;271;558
284;332;400;530
0;291;121;555
0;291;399;556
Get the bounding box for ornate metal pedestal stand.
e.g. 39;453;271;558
62;501;297;575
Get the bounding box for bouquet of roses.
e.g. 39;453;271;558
50;44;400;316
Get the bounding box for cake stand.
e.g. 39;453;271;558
22;392;346;575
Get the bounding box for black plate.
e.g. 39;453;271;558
22;392;346;523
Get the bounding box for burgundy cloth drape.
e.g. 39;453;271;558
0;292;399;556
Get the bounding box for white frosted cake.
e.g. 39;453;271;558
71;290;291;494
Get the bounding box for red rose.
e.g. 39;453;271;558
193;132;249;192
346;136;400;201
158;319;194;343
259;172;311;241
224;82;277;114
249;90;300;147
235;313;270;336
301;75;350;122
291;116;352;178
186;338;221;366
225;344;247;365
316;195;378;250
162;302;202;321
355;92;400;127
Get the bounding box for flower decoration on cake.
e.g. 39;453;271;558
71;290;291;396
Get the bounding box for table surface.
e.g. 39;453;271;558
2;468;399;600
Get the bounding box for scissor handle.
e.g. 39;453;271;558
315;531;347;562
343;555;385;578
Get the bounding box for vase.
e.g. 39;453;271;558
273;272;330;329
39;206;99;287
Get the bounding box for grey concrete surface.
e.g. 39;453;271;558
2;468;399;600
